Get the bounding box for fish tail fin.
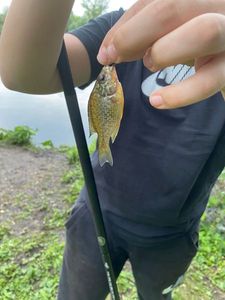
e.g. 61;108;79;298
98;139;113;167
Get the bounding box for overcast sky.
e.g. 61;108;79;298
0;0;136;14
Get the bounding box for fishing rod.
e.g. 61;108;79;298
57;40;120;300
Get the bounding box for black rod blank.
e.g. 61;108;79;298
57;40;120;300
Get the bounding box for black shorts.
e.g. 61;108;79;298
57;198;199;300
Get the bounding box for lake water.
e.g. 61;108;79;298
0;80;94;146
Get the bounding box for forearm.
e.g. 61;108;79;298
0;0;74;93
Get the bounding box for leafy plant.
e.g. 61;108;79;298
41;140;54;149
66;0;109;31
0;126;37;146
66;147;79;165
0;8;7;33
81;0;109;20
0;128;8;141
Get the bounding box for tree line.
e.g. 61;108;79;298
0;0;109;33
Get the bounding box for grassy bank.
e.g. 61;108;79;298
0;126;224;299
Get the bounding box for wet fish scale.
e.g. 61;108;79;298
88;65;124;167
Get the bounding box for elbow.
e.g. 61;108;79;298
0;45;30;93
0;72;19;92
0;55;17;91
0;48;34;94
0;72;18;93
0;63;25;93
0;68;56;95
0;74;29;94
0;59;54;95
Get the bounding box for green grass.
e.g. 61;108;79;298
0;232;63;300
0;132;224;299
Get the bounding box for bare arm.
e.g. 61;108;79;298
0;0;91;94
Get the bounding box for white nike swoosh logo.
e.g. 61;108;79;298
141;65;195;97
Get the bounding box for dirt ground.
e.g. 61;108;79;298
0;145;71;237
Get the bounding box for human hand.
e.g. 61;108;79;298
97;0;225;109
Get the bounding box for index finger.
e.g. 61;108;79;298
101;0;153;44
98;0;225;64
97;0;154;64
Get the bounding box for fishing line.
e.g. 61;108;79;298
57;39;120;300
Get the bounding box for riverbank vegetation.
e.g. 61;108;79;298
0;126;224;299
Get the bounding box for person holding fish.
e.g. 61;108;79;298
1;0;225;299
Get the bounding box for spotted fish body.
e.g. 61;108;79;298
88;65;124;167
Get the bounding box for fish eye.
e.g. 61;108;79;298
98;73;106;82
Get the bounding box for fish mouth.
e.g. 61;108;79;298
107;64;115;72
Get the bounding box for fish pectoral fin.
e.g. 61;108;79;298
98;140;113;167
111;84;124;143
89;122;95;137
111;123;121;143
88;96;96;137
88;114;96;137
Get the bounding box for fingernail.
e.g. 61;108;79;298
150;95;164;107
145;55;153;68
146;59;157;72
143;51;157;72
97;47;108;64
107;44;118;62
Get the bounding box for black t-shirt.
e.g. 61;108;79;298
69;9;225;245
